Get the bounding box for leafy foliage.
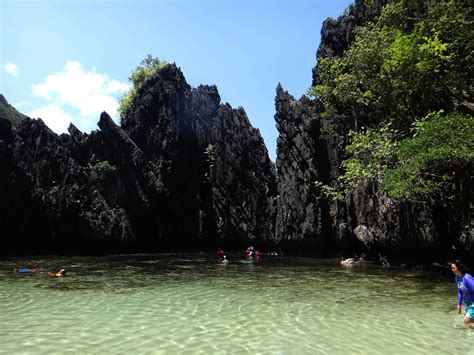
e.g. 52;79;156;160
314;181;344;201
118;55;168;120
309;0;473;131
309;0;473;200
332;112;473;200
382;112;474;198
339;126;400;191
88;160;117;172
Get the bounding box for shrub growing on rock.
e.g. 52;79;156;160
118;55;168;120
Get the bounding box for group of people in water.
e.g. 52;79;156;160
15;255;473;326
216;246;262;263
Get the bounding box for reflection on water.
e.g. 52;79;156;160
0;254;472;354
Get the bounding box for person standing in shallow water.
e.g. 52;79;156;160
450;260;474;326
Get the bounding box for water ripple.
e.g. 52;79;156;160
0;255;470;354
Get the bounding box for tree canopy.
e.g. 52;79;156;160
118;55;168;120
309;0;474;199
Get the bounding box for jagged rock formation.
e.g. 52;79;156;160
312;0;390;86
274;85;334;255
275;0;473;262
0;65;276;254
0;116;136;253
1;0;471;263
0;94;28;128
121;65;277;248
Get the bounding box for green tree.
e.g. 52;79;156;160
309;0;473;131
382;112;474;199
118;55;168;120
333;112;473;200
308;0;473;200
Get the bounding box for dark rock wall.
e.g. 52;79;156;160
1;0;470;261
275;0;473;262
342;176;473;263
121;65;276;249
0;116;136;253
0;65;276;254
274;85;334;255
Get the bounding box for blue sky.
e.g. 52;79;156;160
1;0;352;161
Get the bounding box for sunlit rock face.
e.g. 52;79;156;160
122;64;277;249
0;65;276;254
312;0;390;86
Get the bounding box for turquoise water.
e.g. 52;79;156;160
0;254;472;354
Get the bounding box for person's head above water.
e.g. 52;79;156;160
450;260;468;276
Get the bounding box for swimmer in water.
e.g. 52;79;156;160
216;249;225;259
245;246;255;257
48;268;66;277
17;268;38;273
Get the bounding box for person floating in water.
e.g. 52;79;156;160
17;268;38;273
450;260;474;326
48;268;66;277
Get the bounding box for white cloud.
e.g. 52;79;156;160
4;63;18;77
28;104;74;134
14;101;32;108
31;61;130;132
106;79;130;94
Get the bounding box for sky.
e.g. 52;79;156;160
1;0;352;161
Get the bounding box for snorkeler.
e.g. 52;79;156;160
48;268;66;278
450;260;474;326
17;268;38;273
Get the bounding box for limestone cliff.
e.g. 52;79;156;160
274;0;473;262
0;65;276;253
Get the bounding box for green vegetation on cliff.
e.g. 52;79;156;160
118;55;168;120
88;160;117;172
0;94;28;127
310;0;473;199
339;112;473;199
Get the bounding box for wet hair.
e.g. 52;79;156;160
451;260;469;274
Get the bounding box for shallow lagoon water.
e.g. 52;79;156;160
0;254;472;354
